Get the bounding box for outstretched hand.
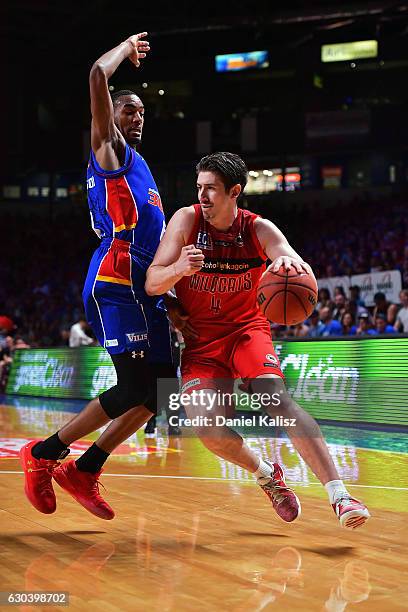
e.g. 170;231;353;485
125;32;150;68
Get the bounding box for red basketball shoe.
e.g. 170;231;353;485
53;459;114;520
19;440;60;514
258;462;301;523
332;495;370;529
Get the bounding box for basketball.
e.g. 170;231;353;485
257;266;318;325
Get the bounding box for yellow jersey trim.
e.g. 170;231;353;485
96;275;132;286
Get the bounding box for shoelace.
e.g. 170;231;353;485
335;495;361;515
87;475;107;499
29;463;58;494
335;494;353;507
261;481;292;506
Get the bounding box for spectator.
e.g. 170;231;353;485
316;288;332;311
317;306;342;337
349;285;365;307
394;289;408;333
334;286;345;298
305;310;320;338
341;312;356;336
387;303;399;326
0;335;14;390
287;322;309;338
344;299;367;320
14;336;31;349
60;326;71;346
0;316;15;350
356;313;376;336
373;314;396;335
372;292;390;320
332;294;346;321
69;317;95;347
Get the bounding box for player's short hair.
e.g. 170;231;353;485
196;152;248;192
111;89;139;106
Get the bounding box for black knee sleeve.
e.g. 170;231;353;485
144;362;178;414
99;351;152;418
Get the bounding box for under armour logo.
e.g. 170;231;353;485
132;350;145;359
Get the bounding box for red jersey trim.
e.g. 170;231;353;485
186;204;202;244
247;214;268;261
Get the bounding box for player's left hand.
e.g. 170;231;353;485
125;32;150;68
270;256;312;275
166;298;198;340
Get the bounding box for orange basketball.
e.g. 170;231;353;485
257;266;318;325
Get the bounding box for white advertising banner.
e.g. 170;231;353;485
317;276;350;298
317;270;402;306
350;270;402;307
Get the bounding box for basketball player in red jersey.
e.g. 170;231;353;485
145;152;370;529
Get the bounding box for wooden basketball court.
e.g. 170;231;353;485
0;398;407;611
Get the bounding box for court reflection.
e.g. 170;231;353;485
324;561;371;612
7;524;379;611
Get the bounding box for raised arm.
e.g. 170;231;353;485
145;207;204;296
89;33;150;166
254;217;314;275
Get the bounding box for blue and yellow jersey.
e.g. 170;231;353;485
86;144;165;269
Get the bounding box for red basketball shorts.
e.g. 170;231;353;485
181;322;283;394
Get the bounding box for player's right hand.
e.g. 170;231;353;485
125;32;150;68
174;245;205;277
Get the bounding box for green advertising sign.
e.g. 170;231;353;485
6;338;408;426
274;339;408;426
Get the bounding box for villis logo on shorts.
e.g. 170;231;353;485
126;332;148;343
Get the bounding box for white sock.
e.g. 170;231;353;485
254;458;273;483
325;480;349;504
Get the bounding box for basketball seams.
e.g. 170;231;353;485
261;289;309;323
257;267;317;325
258;280;317;292
287;289;309;318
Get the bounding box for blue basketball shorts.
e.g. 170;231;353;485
82;238;172;364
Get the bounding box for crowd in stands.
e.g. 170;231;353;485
0;209;96;348
254;195;408;282
273;287;408;339
1;194;408;355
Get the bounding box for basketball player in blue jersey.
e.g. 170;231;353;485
19;33;189;520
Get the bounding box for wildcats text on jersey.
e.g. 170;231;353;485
189;271;253;294
175;205;268;328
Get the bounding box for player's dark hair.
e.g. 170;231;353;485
111;89;138;105
196;152;248;192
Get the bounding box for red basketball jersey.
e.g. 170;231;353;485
175;205;268;346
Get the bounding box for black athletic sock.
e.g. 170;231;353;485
31;432;69;461
75;443;110;474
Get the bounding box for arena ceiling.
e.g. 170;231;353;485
3;1;408;59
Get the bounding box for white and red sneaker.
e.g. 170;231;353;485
258;462;301;523
333;495;370;529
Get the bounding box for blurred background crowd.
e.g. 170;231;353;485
1;192;408;357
